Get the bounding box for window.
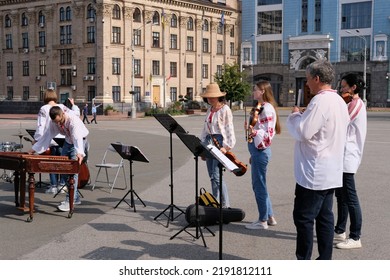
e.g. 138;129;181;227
187;63;193;78
203;20;209;31
202;38;209;53
170;62;177;77
187;36;194;51
88;86;96;101
170;87;177;101
133;8;141;22
87;57;96;74
38;31;46;47
87;26;95;43
258;0;282;4
87;4;95;21
216;65;223;77
171;14;178;27
60;7;65;21
22;61;29;76
186;87;193;100
258;40;281;64
22;33;29;49
112;27;121;43
153;11;160;25
152;32;160;48
170;34;177;49
134;86;141;102
258;10;282;35
132;29;141;46
5;34;12;49
112;86;121;102
134;59;141;76
187;17;194;30
7;87;13;100
341;1;371;29
217;24;223;35
39;86;45;101
38;11;45;26
341;36;370;62
23;86;29;100
39;60;47;76
66;6;72;21
152;60;160;75
60;69;72;85
314;0;321;32
21;13;28;26
5;15;11;27
217;40;223;54
301;0;308;33
60;25;72;44
202;64;208;79
230;26;234;37
60;49;72;65
7;61;13;77
230;42;235;56
113;5;121;19
112;58;121;74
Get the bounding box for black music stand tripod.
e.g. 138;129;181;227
153;114;187;226
170;133;215;247
204;143;239;260
112;143;149;212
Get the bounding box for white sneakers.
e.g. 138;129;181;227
57;198;81;212
334;232;346;241
336;238;362;249
245;220;268;230
45;185;58;194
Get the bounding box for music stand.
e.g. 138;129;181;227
112;143;149;212
170;133;215;247
153;114;187;226
203;143;239;260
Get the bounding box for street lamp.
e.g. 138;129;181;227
131;21;151;119
346;30;367;106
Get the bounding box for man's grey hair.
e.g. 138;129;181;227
306;59;335;85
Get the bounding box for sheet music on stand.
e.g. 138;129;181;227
111;143;149;163
203;144;239;173
26;129;65;147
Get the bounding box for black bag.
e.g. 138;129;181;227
185;204;246;226
198;187;219;208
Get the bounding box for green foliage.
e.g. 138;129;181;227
104;104;115;113
214;63;252;103
144;103;185;116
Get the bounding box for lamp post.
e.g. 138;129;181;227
131;21;151;119
346;30;367;106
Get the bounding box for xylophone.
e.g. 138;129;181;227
0;152;79;221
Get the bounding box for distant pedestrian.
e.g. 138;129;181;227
82;103;90;124
90;103;102;124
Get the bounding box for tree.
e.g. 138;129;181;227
214;63;252;106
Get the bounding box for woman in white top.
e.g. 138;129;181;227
334;73;367;250
200;83;236;208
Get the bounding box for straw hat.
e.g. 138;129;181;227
200;83;226;98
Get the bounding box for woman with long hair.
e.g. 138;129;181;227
245;80;281;230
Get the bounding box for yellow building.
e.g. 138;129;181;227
0;0;240;113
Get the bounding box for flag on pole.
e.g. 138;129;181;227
220;11;225;27
161;9;165;28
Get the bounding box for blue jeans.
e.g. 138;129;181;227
205;134;230;208
49;146;65;186
61;141;80;201
248;143;273;222
293;184;334;260
335;173;362;240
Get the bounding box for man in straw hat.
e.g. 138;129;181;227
200;82;236;208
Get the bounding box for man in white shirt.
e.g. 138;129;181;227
29;106;89;212
286;60;349;260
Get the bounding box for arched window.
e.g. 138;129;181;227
187;17;194;30
87;4;96;20
21;13;28;26
59;7;65;21
152;11;160;25
202;19;209;31
66;6;72;20
112;4;121;19
133;8;141;22
5;15;11;27
38;11;45;26
170;14;177;27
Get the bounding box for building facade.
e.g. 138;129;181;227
241;0;390;107
0;0;240;114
